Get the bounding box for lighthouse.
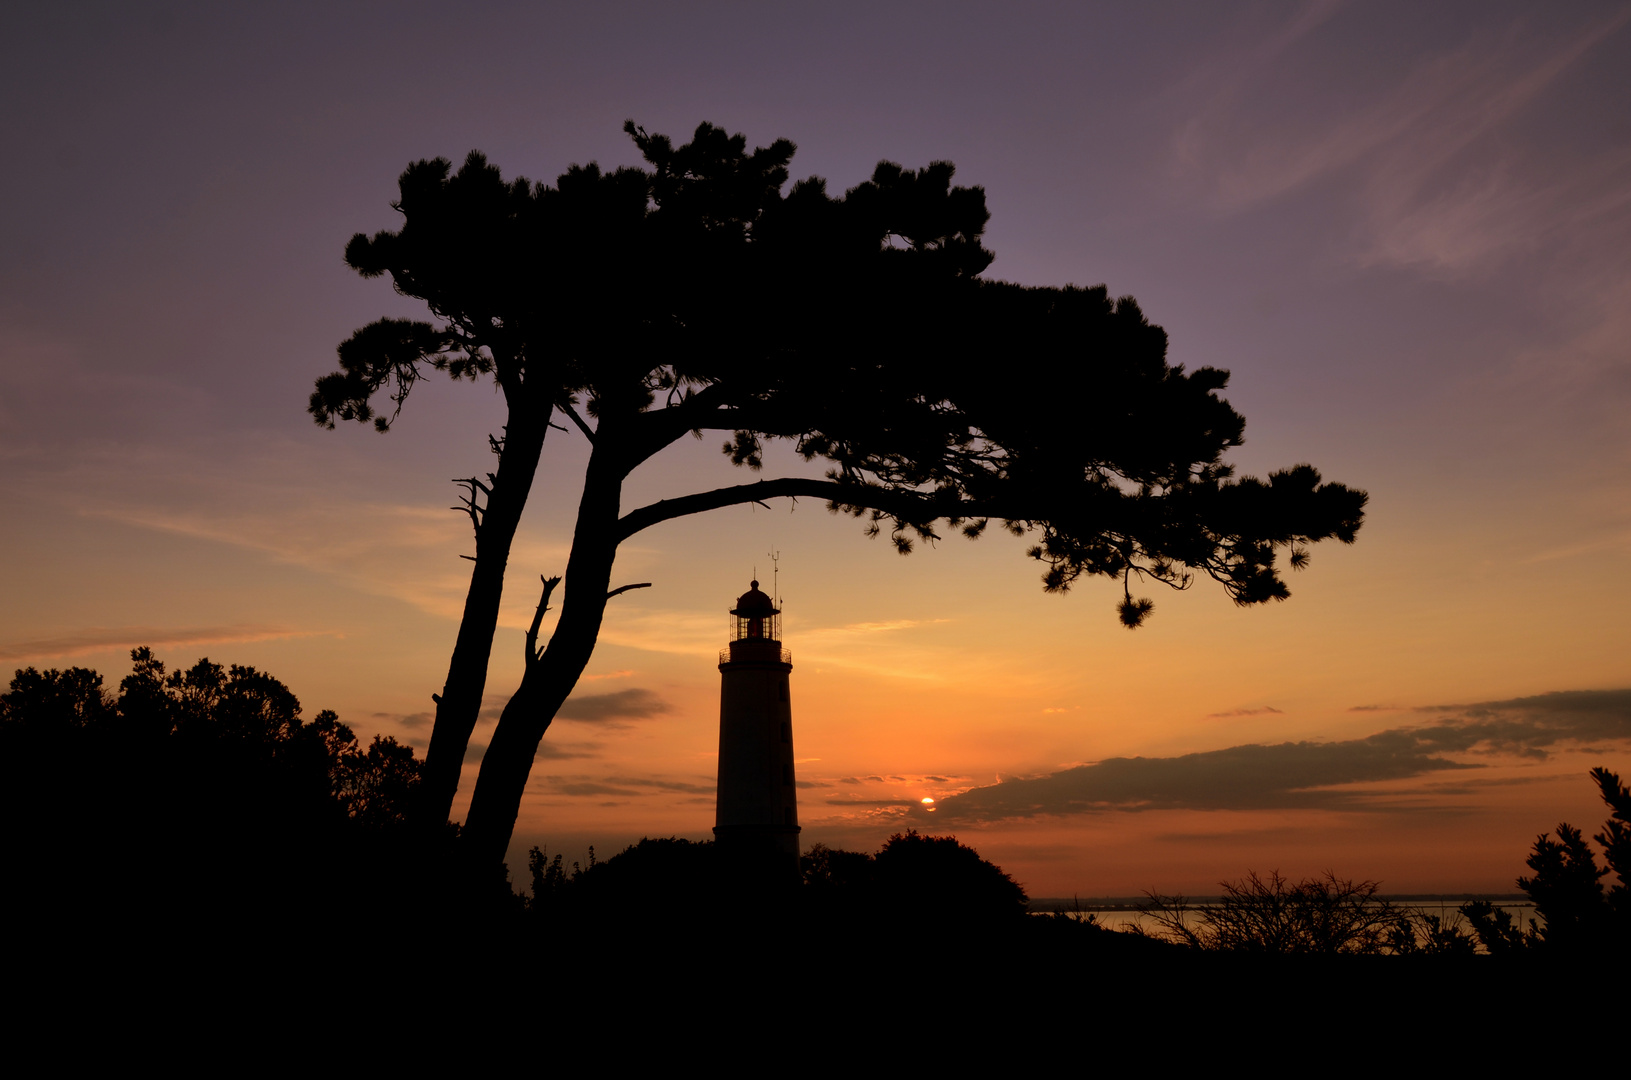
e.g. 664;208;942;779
714;579;799;874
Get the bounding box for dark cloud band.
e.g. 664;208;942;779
921;688;1631;823
554;688;674;723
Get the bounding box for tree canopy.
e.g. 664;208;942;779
311;121;1367;865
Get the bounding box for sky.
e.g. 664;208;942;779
3;0;1630;896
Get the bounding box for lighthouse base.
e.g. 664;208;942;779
714;824;801;886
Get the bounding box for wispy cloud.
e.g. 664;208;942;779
921;688;1631;823
16;435;571;626
579;669;634;682
534;739;602;761
802;619;951;639
790;618;955;681
532;772;713;797
592;609;721;656
1174;6;1631;274
555;687;675;724
1207;706;1284;719
1170;0;1349;178
89;498;547;622
0;623;325;662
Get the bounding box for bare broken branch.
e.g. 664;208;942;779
606;582;653;600
525;574;563;668
452;475;491;536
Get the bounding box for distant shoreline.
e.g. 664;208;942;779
1028;894;1530;913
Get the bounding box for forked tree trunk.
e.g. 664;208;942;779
459;444;626;867
413;408;549;834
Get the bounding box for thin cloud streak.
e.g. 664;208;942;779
1174;6;1631;274
554;687;674;724
1192;11;1627;208
0;624;327;662
532;772;714;797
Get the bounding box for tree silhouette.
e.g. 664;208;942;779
313;121;1367;866
1462;766;1631;953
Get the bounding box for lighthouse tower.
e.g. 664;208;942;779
714;580;799;871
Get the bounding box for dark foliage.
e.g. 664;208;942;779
525;837;735;930
1461;766;1631;954
1140;870;1477;955
1459;900;1532;955
870;830;1030;922
795;831;1033;932
0;650;423;947
801;842;878;897
518;831;1029;938
316;121;1367;624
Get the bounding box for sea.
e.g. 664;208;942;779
1027;896;1538;935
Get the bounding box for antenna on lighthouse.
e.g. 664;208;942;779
767;546;781;606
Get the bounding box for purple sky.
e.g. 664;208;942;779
4;2;1629;893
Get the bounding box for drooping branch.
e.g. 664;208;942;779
524;574;563;669
614;476;968;542
606;582;652;600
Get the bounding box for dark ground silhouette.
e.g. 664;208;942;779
4;650;1620;1019
0;649;424;957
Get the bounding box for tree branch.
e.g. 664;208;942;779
606;582;652;599
559;402;597;444
615;477;962;542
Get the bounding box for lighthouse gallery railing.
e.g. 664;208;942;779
719;647;792;665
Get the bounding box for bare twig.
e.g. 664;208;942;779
606;582;652;600
525;574;563;667
451;476;491;536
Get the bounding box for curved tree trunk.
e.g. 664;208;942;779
459;444;625;867
413;407;549;834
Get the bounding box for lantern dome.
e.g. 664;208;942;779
730;580;778;618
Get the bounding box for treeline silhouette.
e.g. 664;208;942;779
0;648;424;953
4;649;1624;968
